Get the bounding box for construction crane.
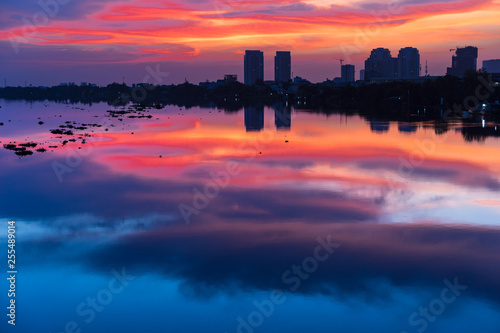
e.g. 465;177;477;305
334;57;344;65
333;57;345;77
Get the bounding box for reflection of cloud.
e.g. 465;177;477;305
474;200;500;206
354;157;500;192
75;221;500;307
0;152;381;224
2;117;500;226
5;154;498;306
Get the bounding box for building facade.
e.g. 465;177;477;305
483;59;500;74
274;51;291;82
341;64;355;83
398;47;420;78
364;48;398;81
446;46;478;77
244;50;264;85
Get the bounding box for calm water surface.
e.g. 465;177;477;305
1;99;499;332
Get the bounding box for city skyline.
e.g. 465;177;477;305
1;0;500;85
239;46;487;85
7;45;499;88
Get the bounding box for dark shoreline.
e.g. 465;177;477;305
1;71;499;119
1;71;500;157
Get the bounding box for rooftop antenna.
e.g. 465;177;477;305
425;60;428;76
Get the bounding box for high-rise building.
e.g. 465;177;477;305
446;46;478;77
364;48;398;81
398;47;420;78
483;59;500;74
275;51;291;82
360;69;365;81
244;50;264;85
341;64;355;83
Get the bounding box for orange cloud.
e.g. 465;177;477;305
1;0;499;79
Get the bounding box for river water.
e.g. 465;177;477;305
1;99;499;332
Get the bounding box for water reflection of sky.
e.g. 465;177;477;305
1;100;500;332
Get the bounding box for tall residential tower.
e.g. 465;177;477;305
341;64;355;83
244;50;264;85
398;47;420;78
275;51;291;82
364;48;398;81
446;46;478;77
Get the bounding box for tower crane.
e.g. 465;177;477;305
333;57;345;77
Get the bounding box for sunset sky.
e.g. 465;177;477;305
1;0;500;85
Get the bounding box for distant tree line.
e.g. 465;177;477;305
1;70;499;121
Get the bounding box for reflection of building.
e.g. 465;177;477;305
398;47;420;78
274;103;291;130
341;64;355;83
244;50;264;85
364;48;398;81
244;105;264;132
447;46;478;77
398;122;418;134
483;59;500;74
275;51;291;82
369;120;390;133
